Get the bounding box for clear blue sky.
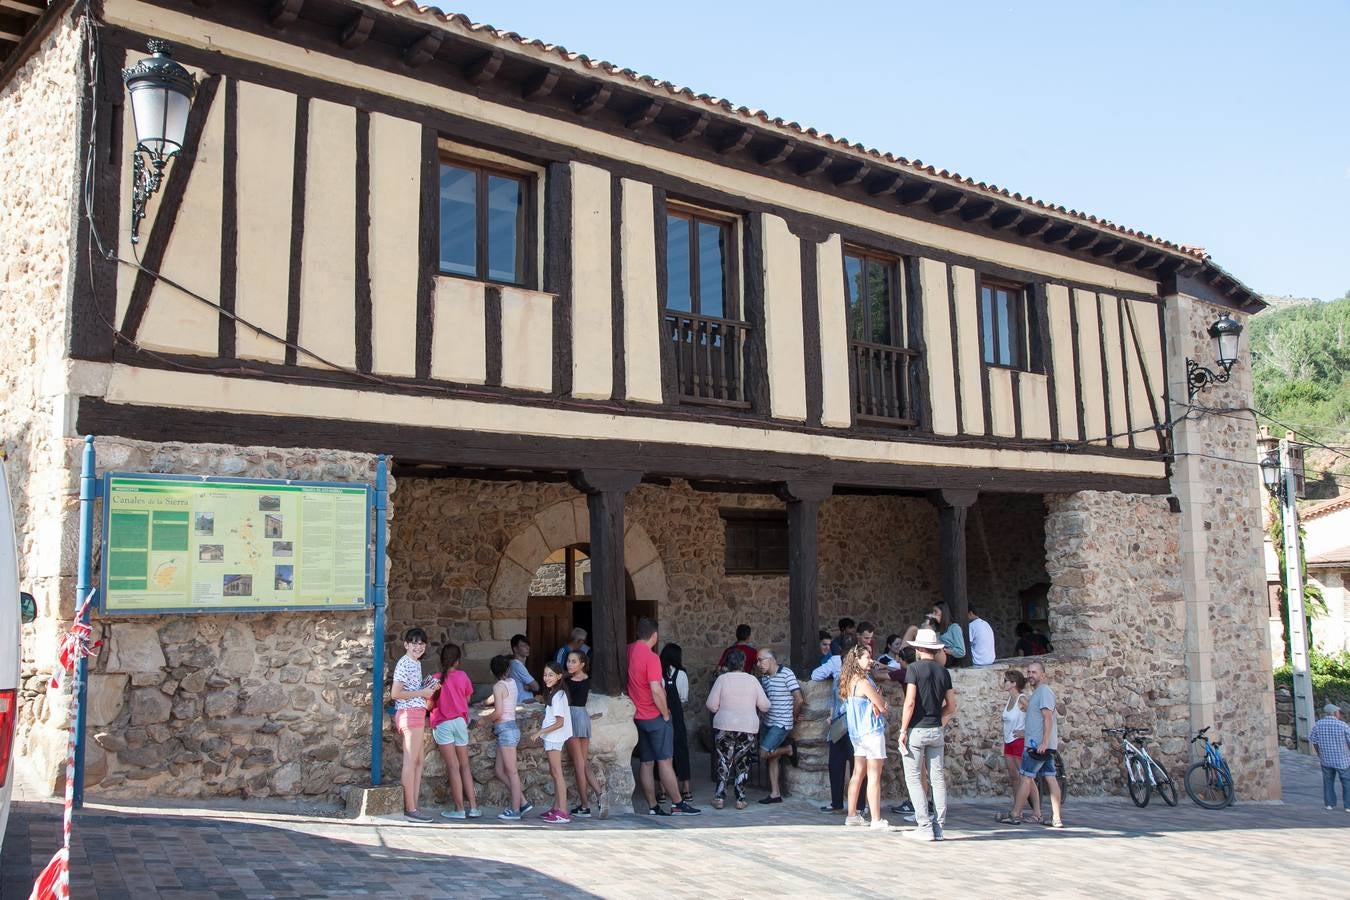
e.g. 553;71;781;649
444;1;1348;300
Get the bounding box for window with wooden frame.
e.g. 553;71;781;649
844;247;919;424
721;509;788;575
979;278;1037;371
438;157;533;286
663;204;750;407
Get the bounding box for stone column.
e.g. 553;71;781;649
780;479;832;672
574;469;642;695
930;489;977;664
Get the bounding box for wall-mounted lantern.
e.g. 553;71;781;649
122;40;196;244
1259;449;1282;497
1185;313;1243;401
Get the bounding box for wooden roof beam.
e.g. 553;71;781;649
671;111;709;142
897;182;937;206
1113;245;1144;265
794;151;831;177
831;161;869;187
1016;216;1053;238
1136;251;1165;270
1043;223;1078;245
522;66;559;101
755;138;795;166
268;0;303;28
463;49;504;86
624;97;662;131
715;125;753;155
929;191;966;216
403;31;441;68
960;199;997;223
864;172;901;196
990;208;1024;231
1066;230;1097;251
1089;237;1123;258
573;83;611;116
338;12;373;49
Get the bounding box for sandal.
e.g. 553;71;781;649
1022;813;1044;824
712;798;725;810
735;799;748;810
1045;819;1065;829
996;812;1023;825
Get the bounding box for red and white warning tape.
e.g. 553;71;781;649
29;591;101;900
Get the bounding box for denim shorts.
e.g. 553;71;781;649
1019;748;1057;779
494;720;521;748
433;717;469;747
760;724;790;754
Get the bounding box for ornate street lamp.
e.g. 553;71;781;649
1185;313;1244;401
1259;450;1282;497
122;40;196;244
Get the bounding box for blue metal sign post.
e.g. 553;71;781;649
73;435;98;808
370;456;388;786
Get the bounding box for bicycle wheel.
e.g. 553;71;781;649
1125;754;1150;807
1150;759;1179;807
1184;761;1233;809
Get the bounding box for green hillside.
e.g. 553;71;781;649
1249;293;1350;500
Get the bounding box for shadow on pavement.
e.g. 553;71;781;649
3;800;599;900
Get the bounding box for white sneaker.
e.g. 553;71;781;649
844;814;866;826
869;818;890;830
1327;805;1336;810
903;826;935;843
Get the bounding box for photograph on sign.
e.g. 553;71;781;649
101;474;370;614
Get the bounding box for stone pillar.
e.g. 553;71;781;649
574;469;642;695
780;479;832;672
931;489;977;664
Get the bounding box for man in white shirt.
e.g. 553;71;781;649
967;606;995;667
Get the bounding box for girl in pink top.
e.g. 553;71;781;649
431;643;479;819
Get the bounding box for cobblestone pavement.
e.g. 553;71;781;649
4;750;1347;899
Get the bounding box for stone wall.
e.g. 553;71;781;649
18;438;383;801
2;10;85;764
386;479;1051;699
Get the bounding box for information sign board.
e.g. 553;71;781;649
100;474;371;614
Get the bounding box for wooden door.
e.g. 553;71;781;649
526;597;572;684
626;599;658;644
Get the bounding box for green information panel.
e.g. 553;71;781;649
100;474;371;614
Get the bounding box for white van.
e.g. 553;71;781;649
1;452;29;852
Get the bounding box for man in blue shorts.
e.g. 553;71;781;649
1001;660;1063;828
628;617;701;816
756;649;802;803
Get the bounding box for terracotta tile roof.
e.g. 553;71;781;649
379;0;1248;282
1304;494;1350;521
1308;544;1350;569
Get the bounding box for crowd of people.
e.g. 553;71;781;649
387;607;1060;834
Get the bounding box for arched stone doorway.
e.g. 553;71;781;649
487;497;667;680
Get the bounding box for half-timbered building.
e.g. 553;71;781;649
2;0;1279;809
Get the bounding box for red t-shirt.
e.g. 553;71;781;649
627;640;663;720
717;643;759;673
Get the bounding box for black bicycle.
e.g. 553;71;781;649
1184;726;1235;809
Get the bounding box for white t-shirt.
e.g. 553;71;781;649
969;617;996;667
392;654;427;710
542;690;573;746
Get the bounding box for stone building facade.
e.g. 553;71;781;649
1;0;1278;810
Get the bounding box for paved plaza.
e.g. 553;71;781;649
3;750;1347;899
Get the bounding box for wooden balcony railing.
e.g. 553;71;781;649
665;311;751;407
851;340;919;426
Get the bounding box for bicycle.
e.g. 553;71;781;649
1103;727;1177;808
1184;725;1235;809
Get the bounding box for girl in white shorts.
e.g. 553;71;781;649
536;661;575;824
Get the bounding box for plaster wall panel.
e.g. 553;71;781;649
501;287;555;392
1099;294;1130;449
430;277;485;383
1126;299;1163;451
570;162;612;399
138;84;225;356
368;113;422;377
951;266;984;434
1045;284;1079;441
1074;288;1107;445
619;179;663;404
1019;372;1053;439
917;258;957;435
297;99;357;369
233;80;295;363
761;215;807;421
988;367;1017;437
817;236;853;428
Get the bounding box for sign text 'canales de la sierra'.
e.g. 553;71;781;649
100;474;371;614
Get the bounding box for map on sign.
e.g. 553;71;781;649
101;474;370;614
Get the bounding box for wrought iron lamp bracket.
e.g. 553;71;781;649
1185;357;1235;402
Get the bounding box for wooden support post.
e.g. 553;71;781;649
930;489;977;666
780;479;833;673
574;469;643;695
